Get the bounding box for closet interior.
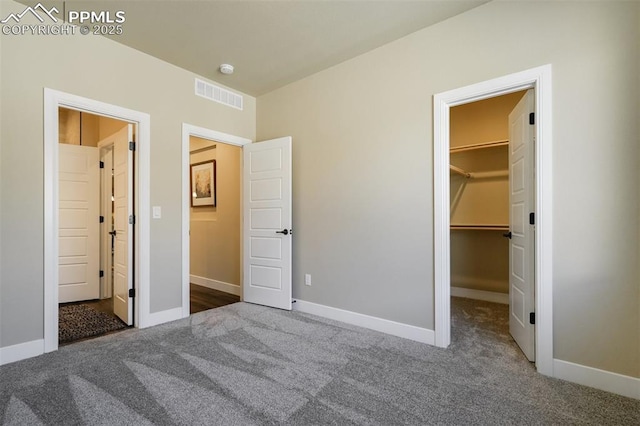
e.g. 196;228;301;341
449;91;526;301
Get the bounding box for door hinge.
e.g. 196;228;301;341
129;288;136;298
99;161;104;169
529;212;535;225
529;112;535;125
529;312;535;325
129;141;136;151
129;215;135;225
99;215;104;223
99;270;104;278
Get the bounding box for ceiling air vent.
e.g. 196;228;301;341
195;78;243;110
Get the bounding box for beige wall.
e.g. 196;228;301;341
450;91;525;148
59;108;126;147
98;116;129;141
0;0;255;349
81;113;100;146
257;1;639;377
451;231;509;294
450;92;524;295
58;108;81;145
450;148;508;224
189;137;241;287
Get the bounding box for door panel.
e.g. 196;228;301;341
112;125;134;325
508;89;535;361
100;146;114;299
250;265;282;290
58;144;100;303
251;208;282;229
243;137;292;310
250;237;282;259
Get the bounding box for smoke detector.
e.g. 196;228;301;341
219;64;234;75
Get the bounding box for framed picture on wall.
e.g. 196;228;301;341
190;160;216;207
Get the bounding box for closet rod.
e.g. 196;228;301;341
450;224;509;231
449;139;508;153
472;170;509;179
450;165;471;178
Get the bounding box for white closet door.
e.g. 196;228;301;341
508;89;535;361
58;144;100;303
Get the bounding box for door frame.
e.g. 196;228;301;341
433;65;553;375
44;88;151;353
181;123;251;318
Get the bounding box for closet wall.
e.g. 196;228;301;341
58;108;128;146
450;91;525;296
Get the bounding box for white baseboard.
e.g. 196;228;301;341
142;307;183;328
553;359;640;400
293;299;434;345
451;286;509;304
190;275;240;296
0;339;44;366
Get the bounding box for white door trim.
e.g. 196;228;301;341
433;64;553;376
44;88;151;353
181;123;251;318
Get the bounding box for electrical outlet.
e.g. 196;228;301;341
305;274;311;286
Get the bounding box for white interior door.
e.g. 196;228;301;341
508;89;535;361
100;146;114;299
59;144;100;303
243;137;292;310
112;125;134;325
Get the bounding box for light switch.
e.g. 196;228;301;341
152;206;162;219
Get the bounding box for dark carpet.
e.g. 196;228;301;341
58;304;127;344
1;298;638;424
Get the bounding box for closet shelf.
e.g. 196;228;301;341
450;139;508;154
450;224;509;231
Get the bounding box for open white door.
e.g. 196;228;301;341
508;90;535;361
59;144;100;303
113;125;134;325
243;137;292;310
99;145;114;299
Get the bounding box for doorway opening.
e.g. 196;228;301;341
433;65;553;376
181;124;251;318
188;135;242;313
44;88;151;353
57;108;133;344
449;90;533;360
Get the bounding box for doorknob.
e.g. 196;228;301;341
109;230;117;236
502;231;512;239
275;229;290;235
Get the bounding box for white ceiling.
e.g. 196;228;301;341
42;1;489;96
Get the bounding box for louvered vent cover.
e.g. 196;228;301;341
195;78;243;110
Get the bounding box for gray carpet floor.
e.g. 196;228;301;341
1;298;638;425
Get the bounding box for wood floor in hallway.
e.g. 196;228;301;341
190;283;240;314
